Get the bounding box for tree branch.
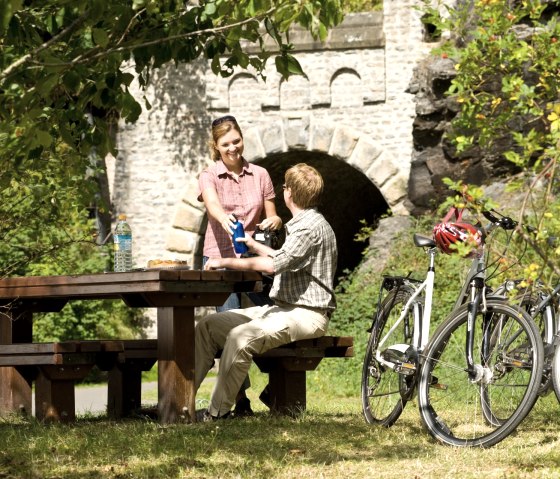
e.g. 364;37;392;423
0;11;90;84
117;8;147;46
3;7;277;74
515;157;560;278
76;7;276;65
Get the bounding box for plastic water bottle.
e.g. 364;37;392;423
232;214;248;255
114;214;132;272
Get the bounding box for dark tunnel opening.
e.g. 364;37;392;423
256;151;390;284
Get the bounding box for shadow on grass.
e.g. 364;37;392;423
0;394;559;479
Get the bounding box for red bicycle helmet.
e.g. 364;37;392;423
433;222;483;255
432;206;483;255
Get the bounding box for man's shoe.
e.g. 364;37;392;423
233;397;254;417
195;408;231;422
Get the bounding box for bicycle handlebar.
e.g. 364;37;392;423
481;210;517;231
481;209;537;234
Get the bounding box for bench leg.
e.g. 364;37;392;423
0;310;33;416
268;369;306;416
35;373;75;422
35;365;93;423
0;367;33;416
158;306;195;423
107;366;142;418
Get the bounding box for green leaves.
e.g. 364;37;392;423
32;130;53;149
422;0;560;285
92;28;109;48
1;0;346;164
0;0;22;36
426;0;560;161
275;52;307;80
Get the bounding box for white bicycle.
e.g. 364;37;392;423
361;211;544;447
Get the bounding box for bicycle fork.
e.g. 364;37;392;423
465;278;493;384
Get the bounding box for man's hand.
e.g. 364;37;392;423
236;234;257;251
258;215;282;231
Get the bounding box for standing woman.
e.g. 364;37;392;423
197;115;282;415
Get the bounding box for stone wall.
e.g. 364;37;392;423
107;2;447;334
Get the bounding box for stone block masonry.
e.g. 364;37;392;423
109;3;445;336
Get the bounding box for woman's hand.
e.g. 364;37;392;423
259;215;282;231
221;214;235;235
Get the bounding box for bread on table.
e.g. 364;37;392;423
147;259;189;269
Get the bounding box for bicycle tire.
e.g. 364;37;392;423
417;299;544;447
479;289;553;427
361;286;417;426
552;339;560;403
516;288;556;397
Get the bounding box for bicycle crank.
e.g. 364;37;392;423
381;344;417;375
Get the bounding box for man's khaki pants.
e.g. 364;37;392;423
195;303;329;417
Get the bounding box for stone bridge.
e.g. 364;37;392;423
109;1;439;280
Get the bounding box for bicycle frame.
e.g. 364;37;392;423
532;283;560;345
455;251;490;378
459;216;537;381
374;246;436;372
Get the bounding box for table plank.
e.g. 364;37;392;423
0;270;261;298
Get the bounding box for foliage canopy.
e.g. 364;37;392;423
1;0;344;168
422;0;560;285
0;0;344;339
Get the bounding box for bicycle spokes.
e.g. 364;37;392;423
418;301;543;447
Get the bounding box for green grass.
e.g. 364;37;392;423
5;364;560;479
33;212;557;478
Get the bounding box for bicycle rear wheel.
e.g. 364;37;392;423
514;287;556;397
361;287;418;426
417;299;543;447
552;339;560;403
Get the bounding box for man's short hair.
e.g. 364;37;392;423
285;163;324;209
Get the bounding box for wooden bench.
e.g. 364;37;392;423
0;335;353;421
97;335;354;418
252;335;354;415
99;339;158;418
0;340;123;422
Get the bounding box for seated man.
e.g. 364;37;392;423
195;162;338;420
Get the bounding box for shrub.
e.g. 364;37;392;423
21;214;150;342
313;212;485;396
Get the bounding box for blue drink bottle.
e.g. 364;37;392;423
232;214;249;254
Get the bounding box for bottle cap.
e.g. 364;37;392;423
118;214;127;221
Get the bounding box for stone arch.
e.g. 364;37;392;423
242;119;407;210
330;68;363;108
167;119;408;278
228;73;262;111
279;75;311;110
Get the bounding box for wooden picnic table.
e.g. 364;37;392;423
0;269;262;423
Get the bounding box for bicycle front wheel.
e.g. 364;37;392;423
418;299;543;447
361;287;417;426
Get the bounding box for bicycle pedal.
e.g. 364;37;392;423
506;357;531;369
429;376;447;390
430;382;448;390
382;344;416;362
400;362;416;372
